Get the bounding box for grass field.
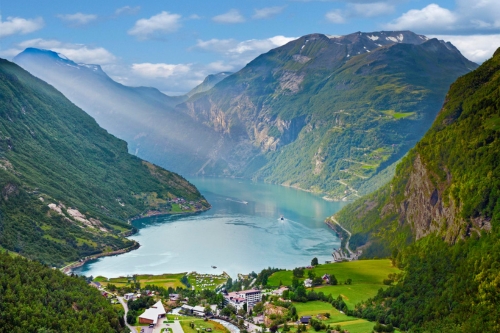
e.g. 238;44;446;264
267;260;399;310
293;301;401;333
95;273;187;289
314;284;386;309
180;318;229;333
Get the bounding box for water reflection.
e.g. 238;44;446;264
74;177;347;278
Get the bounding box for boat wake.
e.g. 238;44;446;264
226;198;248;204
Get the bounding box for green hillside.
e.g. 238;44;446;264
334;48;500;331
0;251;126;332
181;32;477;199
0;58;209;266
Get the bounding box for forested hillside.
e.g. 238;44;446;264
0;58;209;266
335;48;500;331
179;31;477;199
0;252;126;333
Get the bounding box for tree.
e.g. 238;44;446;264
308;271;316;280
345;278;352;285
313;277;323;286
204;305;212;315
292;267;304;278
329;274;338;285
311;257;319;266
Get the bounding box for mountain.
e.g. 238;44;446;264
0;58;209;266
13;48;227;174
336;48;500;331
187;72;233;98
177;31;477;198
14;31;477;199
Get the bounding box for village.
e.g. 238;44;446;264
89;259;400;333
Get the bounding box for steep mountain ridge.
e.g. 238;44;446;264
337;48;500;332
187;72;233;98
0;58;208;266
14;31;477;199
335;47;500;255
14;48;227;173
179;31;477;198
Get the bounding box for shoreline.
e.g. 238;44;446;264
60;241;140;275
324;216;354;255
191;174;350;202
62;206;211;275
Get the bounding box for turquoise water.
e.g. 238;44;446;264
73;177;347;278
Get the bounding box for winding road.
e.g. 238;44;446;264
118;296;137;333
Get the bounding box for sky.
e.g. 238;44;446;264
1;0;499;95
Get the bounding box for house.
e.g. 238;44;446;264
181;304;194;315
322;274;330;284
193;305;205;317
272;286;289;296
223;289;262;312
90;281;101;289
124;293;135;301
304;279;313;288
169;293;180;301
300;316;312;324
139;300;166;326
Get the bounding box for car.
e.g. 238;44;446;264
149;324;154;328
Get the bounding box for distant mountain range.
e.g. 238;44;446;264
0;58;208;266
15;31;478;199
14;48;228;173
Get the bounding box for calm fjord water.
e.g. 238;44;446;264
74;177;347;278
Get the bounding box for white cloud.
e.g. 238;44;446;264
189;14;201;20
212;9;245;24
57;13;98;26
430;34;500;63
384;1;500;34
252;6;287;19
195;36;296;59
384;4;456;32
115;6;140;16
131;63;191;79
128;11;181;39
1;38;116;64
0;15;44;38
325;10;345;24
349;2;395;17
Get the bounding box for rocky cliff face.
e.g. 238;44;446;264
393;154;491;243
335;48;500;256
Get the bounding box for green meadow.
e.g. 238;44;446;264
268;259;399;309
292;301;400;333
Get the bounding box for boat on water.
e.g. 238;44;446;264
211;265;217;269
280;215;284;221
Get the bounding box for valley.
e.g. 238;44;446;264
0;0;498;328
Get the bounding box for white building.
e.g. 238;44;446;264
124;293;135;301
224;289;262;311
193;305;206;316
304;279;312;288
138;301;166;326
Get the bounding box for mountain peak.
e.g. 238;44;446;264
14;48;107;77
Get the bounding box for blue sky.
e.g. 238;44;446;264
1;0;499;94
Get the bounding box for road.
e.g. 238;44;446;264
328;217;354;255
118;296;137;333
